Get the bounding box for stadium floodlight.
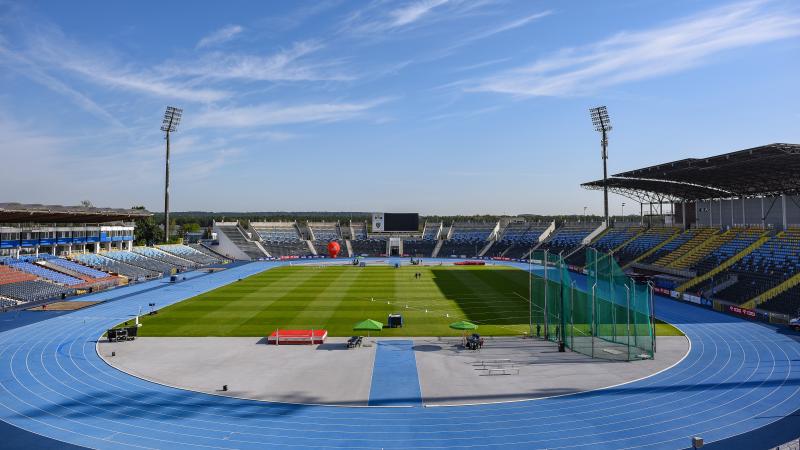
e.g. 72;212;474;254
589;105;612;225
160;106;183;243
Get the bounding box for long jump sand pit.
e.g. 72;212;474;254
99;335;688;406
28;301;102;311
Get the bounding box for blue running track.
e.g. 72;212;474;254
368;340;422;406
0;259;798;449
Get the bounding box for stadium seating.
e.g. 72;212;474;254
437;222;494;258
0;296;19;309
262;240;314;257
540;223;598;255
761;283;800;316
449;222;495;241
132;247;196;269
438;239;483;258
566;225;645;265
422;222;441;240
708;230;800;306
45;258;112;279
640;228;712;265
650;227;717;267
350;237;387;257
490;222;549;258
668;228;739;270
352;222;368;240
403;239;437;257
102;250;176;275
252;223;301;241
690;228;764;275
0;280;72;303
6;260;83;286
614;227;679;266
158;244;222;265
309;223;340;241
73;253;160;280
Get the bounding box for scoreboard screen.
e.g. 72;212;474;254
372;213;419;232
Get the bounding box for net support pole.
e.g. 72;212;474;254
543;250;549;341
589;283;597;358
625;284;631;360
570;280;576;351
528;251;532;337
559;253;566;345
649;281;656;354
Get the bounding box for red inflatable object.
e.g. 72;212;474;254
327;241;341;258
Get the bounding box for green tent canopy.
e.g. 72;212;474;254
449;320;478;331
353;319;383;337
353;319;384;331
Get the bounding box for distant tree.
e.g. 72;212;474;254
80;200;94;208
183;222;201;233
131;206;164;245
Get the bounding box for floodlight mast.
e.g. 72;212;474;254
160;106;183;243
589;106;612;226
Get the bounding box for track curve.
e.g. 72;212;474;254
1;260;799;449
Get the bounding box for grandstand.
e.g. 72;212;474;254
582;143;800;318
539;222;599;256
490;221;549;258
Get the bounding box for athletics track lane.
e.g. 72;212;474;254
0;259;798;449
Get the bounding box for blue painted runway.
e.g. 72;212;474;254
368;340;422;406
0;259;798;449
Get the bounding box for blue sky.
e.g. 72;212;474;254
1;0;799;215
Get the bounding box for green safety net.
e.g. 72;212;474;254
526;248;655;361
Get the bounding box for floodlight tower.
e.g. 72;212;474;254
589;106;612;225
160;106;183;243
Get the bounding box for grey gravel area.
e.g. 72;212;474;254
98;335;688;406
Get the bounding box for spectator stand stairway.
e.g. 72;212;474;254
215;224;269;260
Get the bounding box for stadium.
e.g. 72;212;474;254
1;141;800;449
2;2;800;450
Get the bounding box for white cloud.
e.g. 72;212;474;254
0;43;123;126
196;25;244;49
172;40;351;82
191;99;391;128
462;11;551;45
340;0;493;35
389;0;449;28
469;1;800;97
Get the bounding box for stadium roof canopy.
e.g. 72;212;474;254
581;143;800;202
0;203;151;223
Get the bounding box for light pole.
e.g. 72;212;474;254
589;106;612;226
621;202;626;222
583;206;587;221
160;106;183;243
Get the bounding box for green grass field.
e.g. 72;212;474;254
130;264;683;337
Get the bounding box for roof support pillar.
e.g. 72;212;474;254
782;194;788;230
741;197;746;226
682;202;687;229
761;197;766;228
